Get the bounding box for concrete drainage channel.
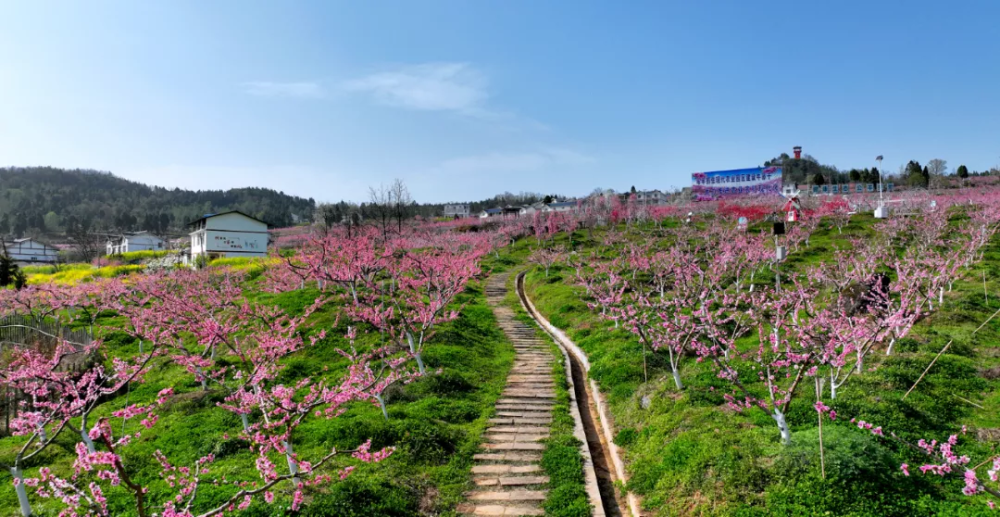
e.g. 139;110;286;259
515;272;641;517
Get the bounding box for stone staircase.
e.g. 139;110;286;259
457;273;556;516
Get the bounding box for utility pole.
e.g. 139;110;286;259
875;155;888;218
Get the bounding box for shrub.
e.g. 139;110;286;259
116;250;171;263
301;476;421;517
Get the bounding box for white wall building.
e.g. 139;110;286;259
188;211;269;259
443;204;471;218
519;202;547;217
106;232;166;255
635;190;667;205
3;238;59;263
543;200;578;213
479;208;503;219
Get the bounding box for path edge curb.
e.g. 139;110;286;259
517;272;643;517
511;271;605;516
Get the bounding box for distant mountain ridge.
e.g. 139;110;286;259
0;166;316;238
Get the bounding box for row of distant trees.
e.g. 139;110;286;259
314;179;560;233
765;153;998;189
317;154;998;236
0;167;316;243
889;159;993;189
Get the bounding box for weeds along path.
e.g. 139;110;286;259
457;272;558;516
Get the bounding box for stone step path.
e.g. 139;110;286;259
457;273;555;516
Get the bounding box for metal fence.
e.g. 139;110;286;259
0;315;94;436
0;314;92;350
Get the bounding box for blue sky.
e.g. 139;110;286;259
2;1;998;203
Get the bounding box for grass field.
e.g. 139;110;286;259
0;275;516;516
511;215;1000;516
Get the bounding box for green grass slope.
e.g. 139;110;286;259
0;278;515;516
511;218;1000;516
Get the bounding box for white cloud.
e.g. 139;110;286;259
242;81;325;99
344;63;489;114
438;148;595;173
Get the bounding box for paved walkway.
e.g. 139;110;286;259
457;272;556;516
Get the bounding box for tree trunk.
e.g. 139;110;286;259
406;332;426;375
671;366;683;390
668;348;683;389
80;414;96;454
11;467;32;517
772;408;792;445
197;367;207;391
240;413;250;434
283;441;300;486
374;394;389;420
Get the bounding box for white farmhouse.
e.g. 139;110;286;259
519;202;547;217
188;211;269;260
443;204;471;218
543;200;579;213
635;190;667;205
106;232;166;255
2;238;60;263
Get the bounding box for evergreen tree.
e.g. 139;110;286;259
0;245;26;290
957;165;969;178
904;161;928;188
866;167;880;185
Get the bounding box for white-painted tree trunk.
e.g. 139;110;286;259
80;414;96;454
374;394;389;420
240;413;250;434
829;369;844;400
671;367;684;390
406;332;426;374
772;408;792;445
11;467;32;517
283;441;300;486
197;367;207;391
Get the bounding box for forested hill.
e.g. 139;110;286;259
0;167;316;237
